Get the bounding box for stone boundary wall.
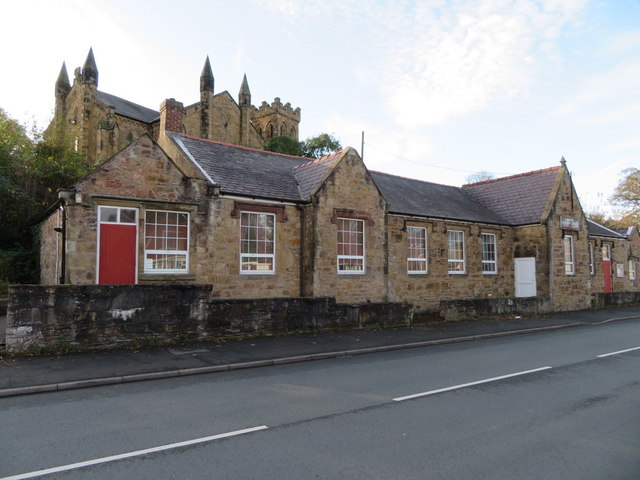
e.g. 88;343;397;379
439;296;553;322
5;285;412;353
592;291;640;308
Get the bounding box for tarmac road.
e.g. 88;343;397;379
2;316;640;479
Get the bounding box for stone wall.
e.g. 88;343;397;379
310;149;388;303
388;215;515;310
592;291;640;308
5;285;412;353
440;296;553;321
202;198;302;299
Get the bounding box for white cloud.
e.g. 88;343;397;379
381;0;587;127
607;138;640;152
552;60;640;125
254;0;587;128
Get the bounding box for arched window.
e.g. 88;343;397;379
268;123;274;140
127;132;134;142
290;127;295;138
280;124;285;136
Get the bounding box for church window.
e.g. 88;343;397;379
127;132;134;142
280;125;285;136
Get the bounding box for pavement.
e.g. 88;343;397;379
1;305;640;398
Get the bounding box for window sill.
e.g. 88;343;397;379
139;273;196;282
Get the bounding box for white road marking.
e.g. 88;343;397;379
1;425;268;480
393;366;553;402
597;346;640;358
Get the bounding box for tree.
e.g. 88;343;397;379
0;108;90;289
302;133;342;159
465;171;495;184
611;168;640;215
264;135;304;156
264;133;343;159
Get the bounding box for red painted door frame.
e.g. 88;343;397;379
603;259;613;293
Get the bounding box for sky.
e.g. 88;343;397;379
1;0;638;215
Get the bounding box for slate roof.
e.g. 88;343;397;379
96;91;160;123
462;167;560;226
587;220;625;239
370;171;508;224
294;152;344;200
167;133;581;228
170;133;309;202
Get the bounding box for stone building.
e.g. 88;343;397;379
47;49;300;166
39;103;640;313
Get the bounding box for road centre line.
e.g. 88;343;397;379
597;346;640;358
0;425;268;480
393;366;553;402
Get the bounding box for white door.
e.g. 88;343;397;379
515;257;537;297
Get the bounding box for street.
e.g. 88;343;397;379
2;318;640;479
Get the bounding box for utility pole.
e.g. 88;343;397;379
361;131;365;160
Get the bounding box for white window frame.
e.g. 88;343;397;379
448;230;466;274
240;211;276;274
144;210;189;274
564;235;575;275
337;218;365;274
588;242;595;276
481;233;497;274
629;260;636;280
616;264;625;278
407;226;427;274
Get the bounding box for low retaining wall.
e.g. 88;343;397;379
592;291;640;308
439;296;553;322
6;285;412;353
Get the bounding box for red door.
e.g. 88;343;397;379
98;206;138;284
603;260;613;293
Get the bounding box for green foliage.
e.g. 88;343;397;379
264;135;304;156
264;133;343;159
0;107;90;285
302;133;342;159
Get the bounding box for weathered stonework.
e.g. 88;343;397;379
48;51;300;165
307;150;388;303
388;216;515;310
6;285;412;353
38;132;640;322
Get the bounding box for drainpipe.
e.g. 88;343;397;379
54;202;67;284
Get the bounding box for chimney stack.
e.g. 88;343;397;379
160;98;185;134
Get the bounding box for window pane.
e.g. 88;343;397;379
100;207;118;223
120;209;137;224
240;212;275;274
144;210;189;273
337;218;365;274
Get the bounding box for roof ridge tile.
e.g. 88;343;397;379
463;166;560;187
